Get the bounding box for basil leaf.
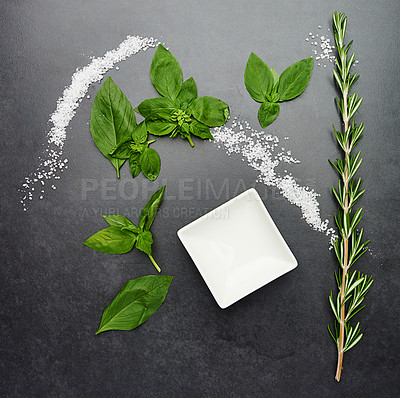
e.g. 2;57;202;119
96;275;173;334
129;152;142;179
150;44;182;100
102;215;136;229
121;224;141;234
132;121;148;144
190;120;213;140
177;77;197;105
258;101;280;128
244;52;274;102
137;97;178;119
83;227;136;254
277;57;314;101
90;77;136;178
139;185;166;230
270;67;279;86
135;230;153;256
191;96;229;127
139;148;160;181
147;118;177;136
109;136;132;159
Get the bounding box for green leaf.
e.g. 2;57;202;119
102;215;136;229
190;120;213;140
190;96;229;127
177;77;197;105
270;67;279;85
132;121;148;144
96;275;173;334
90;77;136;178
109;136;132;159
244;52;274;102
137;97;178;119
277;57;314;101
84;227;136;254
258;101;280;127
147;118;178;136
266;89;280;103
136;230;153;256
139;185;166;230
129;152;142;179
150;44;182;100
139;148;161;181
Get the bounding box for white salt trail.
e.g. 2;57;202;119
213;119;337;240
20;35;157;211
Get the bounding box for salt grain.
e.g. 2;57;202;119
20;35;157;211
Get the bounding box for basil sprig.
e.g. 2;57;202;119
90;77;161;181
109;121;160;181
96;275;173;334
84;186;166;273
244;53;313;127
137;45;230;147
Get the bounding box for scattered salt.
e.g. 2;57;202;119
19;35;157;211
305;27;359;68
213;119;336;239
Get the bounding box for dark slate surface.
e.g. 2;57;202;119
1;1;399;397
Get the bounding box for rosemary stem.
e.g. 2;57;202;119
335;85;350;382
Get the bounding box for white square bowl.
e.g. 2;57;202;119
177;188;297;309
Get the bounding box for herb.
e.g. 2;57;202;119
137;45;230;147
84;186;166;272
96;275;173;334
109;121;160;181
244;53;313;127
327;11;373;382
90;77;161;180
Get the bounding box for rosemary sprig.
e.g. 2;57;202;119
328;11;373;382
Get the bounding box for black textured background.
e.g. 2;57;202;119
1;1;399;397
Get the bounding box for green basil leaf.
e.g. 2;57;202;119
258;101;280;128
139;148;160;181
181;123;190;135
191;96;229;127
137;97;178;119
150;44;182;100
270;67;280;86
96;275;173;334
129;152;142;179
121;224;141;234
135;230;153;256
109;136;132;159
244;52;274;102
190;120;213;140
177;77;197;105
84;226;136;254
132;121;148;144
277;57;314;101
147;118;178;136
90;77;136;178
139;185;166;230
102;215;136;229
